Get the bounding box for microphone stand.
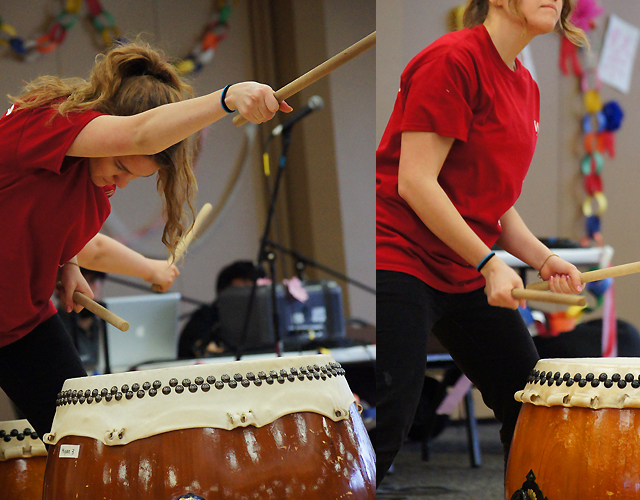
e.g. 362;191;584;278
235;129;294;360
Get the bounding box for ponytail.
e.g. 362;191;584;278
10;37;198;261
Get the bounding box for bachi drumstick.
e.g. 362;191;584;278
232;31;376;127
512;288;586;307
73;291;129;331
151;203;214;292
526;260;640;291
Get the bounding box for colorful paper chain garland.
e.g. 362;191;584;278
558;0;624;323
0;0;232;75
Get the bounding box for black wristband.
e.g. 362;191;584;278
220;84;234;113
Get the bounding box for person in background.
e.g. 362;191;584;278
178;260;266;358
56;268;106;373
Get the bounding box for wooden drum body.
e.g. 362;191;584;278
0;419;48;499
43;354;375;499
506;358;640;500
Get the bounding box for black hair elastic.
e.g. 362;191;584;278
220;84;234;113
476;252;496;272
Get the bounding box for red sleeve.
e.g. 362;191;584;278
12;106;104;173
401;50;477;141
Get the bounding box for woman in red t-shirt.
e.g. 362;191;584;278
376;0;587;487
0;39;291;439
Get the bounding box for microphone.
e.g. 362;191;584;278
270;95;324;137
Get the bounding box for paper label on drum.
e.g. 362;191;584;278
59;444;80;458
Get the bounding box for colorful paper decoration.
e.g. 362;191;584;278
0;1;232;75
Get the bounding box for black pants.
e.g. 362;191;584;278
376;270;539;486
0;314;87;439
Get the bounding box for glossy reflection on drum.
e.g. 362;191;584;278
43;354;375;499
506;358;640;500
0;419;47;499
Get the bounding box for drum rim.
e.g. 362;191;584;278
516;357;640;410
45;354;357;447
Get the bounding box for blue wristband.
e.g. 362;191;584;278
476;252;495;272
220;84;234;113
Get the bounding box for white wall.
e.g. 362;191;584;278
324;0;376;323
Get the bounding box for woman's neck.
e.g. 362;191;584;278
483;9;534;71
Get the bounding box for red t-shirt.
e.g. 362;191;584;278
376;25;540;293
0;103;113;347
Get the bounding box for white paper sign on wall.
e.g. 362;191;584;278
598;14;640;94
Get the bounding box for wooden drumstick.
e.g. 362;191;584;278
73;291;129;331
527;260;640;291
512;289;586;307
151;203;214;292
232;31;376;127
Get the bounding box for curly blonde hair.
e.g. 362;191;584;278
463;0;588;47
10;39;197;262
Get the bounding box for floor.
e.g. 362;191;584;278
377;420;507;500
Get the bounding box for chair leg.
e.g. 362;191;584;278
421;429;430;461
464;388;482;467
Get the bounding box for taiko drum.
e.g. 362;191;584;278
0;419;48;499
42;354;376;499
506;358;640;500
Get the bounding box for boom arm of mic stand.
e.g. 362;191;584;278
263;239;375;295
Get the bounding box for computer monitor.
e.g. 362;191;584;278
103;293;181;371
216;280;345;351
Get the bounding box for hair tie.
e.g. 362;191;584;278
476;252;495;272
221;84;234;113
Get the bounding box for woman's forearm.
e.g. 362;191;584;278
77;234;156;281
67;82;289;158
497;207;554;270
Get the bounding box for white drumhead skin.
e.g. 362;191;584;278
515;357;640;409
45;354;356;446
0;419;47;461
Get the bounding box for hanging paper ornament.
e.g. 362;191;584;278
582;192;607;218
582;111;606;134
580;151;603;176
583;172;603;195
587;276;613;297
602;101;624;131
583;89;602;114
598;131;615;158
569;0;605;32
559;36;582;76
581;214;604;247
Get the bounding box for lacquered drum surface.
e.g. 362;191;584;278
0;419;47;500
43;405;375;499
43;355;376;498
506;357;640;499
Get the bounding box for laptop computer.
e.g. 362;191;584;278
103;293;181;371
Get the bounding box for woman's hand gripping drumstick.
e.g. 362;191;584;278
232;31;376;127
527;260;640;292
151;203;214;292
73;291;129;331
